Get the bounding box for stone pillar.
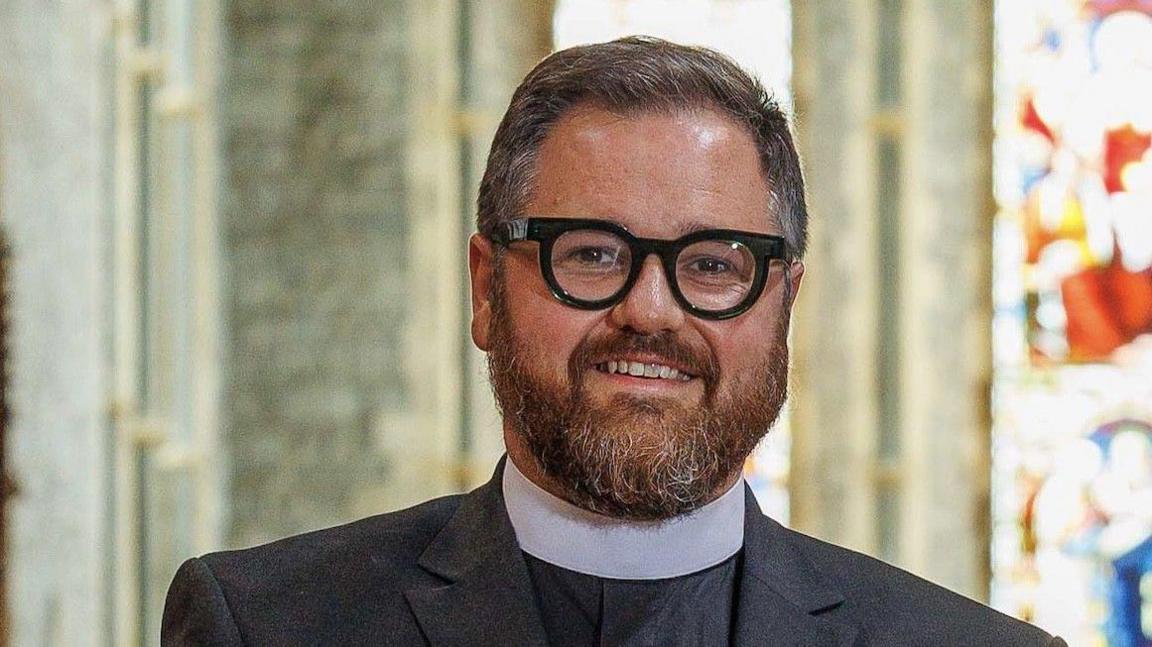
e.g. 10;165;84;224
791;0;994;598
459;0;554;487
791;0;882;559
900;0;995;597
222;0;422;547
0;2;115;644
221;0;555;545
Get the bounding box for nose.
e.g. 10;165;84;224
608;255;686;333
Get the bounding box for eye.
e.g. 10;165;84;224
560;246;620;267
677;240;755;284
577;247;611;264
687;257;731;274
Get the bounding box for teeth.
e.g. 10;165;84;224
596;360;693;381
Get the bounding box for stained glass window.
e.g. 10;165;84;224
552;0;794;521
993;2;1152;644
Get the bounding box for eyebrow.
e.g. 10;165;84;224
603;220;713;236
677;221;718;236
675;220;784;238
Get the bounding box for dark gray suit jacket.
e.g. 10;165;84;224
163;462;1066;646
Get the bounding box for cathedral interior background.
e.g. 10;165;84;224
1;0;1150;644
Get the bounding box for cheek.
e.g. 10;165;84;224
703;309;785;375
503;273;601;362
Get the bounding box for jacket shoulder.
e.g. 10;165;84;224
777;525;1058;645
163;493;465;644
200;492;463;594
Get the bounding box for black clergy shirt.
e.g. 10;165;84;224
523;549;743;647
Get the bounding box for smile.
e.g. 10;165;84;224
594;360;694;381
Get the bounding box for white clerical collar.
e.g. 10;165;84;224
502;457;745;580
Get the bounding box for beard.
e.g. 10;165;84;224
486;273;791;521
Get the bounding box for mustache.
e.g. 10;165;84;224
567;330;720;390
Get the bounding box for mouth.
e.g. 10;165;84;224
593;359;696;382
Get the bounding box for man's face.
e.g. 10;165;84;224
470;105;803;520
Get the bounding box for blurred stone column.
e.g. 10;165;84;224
458;0;554;488
222;0;420;548
0;2;115;644
791;0;994;598
222;0;554;548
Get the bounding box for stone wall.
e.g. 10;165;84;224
222;0;414;547
222;0;554;547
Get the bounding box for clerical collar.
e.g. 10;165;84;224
502;457;745;580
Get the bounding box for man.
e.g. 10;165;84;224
163;37;1066;646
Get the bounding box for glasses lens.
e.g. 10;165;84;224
676;239;758;311
550;229;632;301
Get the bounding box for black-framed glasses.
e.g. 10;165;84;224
491;217;789;320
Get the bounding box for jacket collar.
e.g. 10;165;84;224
404;459;858;646
404;457;550;647
733;485;860;646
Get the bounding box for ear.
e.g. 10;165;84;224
786;261;805;310
469;233;495;351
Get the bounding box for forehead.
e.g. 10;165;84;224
526;105;777;237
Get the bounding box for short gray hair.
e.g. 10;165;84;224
477;36;808;260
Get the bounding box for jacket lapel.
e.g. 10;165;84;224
404;466;859;646
403;460;549;647
734;487;859;647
